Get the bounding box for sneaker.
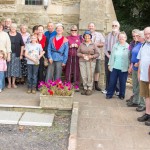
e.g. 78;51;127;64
137;114;150;122
27;89;32;94
115;92;119;96
86;90;92;96
145;118;150;126
102;90;107;94
32;88;36;94
0;89;2;93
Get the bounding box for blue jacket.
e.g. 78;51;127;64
47;36;69;64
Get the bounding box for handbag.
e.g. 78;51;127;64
43;55;48;67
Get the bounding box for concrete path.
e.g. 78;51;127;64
74;90;150;150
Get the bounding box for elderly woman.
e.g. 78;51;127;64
0;22;11;89
65;25;81;89
77;30;99;96
127;31;146;111
46;23;69;81
19;24;30;84
6;23;24;88
106;32;129;99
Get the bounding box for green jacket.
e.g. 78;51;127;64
108;42;129;72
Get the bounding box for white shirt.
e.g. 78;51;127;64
137;42;150;82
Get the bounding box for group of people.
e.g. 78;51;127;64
0;18;150;132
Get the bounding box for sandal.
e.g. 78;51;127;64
12;84;18;88
7;84;11;89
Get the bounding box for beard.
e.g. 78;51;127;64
112;28;119;32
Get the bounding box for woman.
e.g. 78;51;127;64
32;25;39;38
46;23;69;81
77;30;99;96
106;32;129;99
127;31;146;110
65;25;81;89
19;24;30;84
37;25;47;85
0;22;11;89
6;23;24;88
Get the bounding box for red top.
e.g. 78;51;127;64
38;34;46;49
54;36;64;51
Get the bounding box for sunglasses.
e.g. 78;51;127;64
71;30;77;31
112;25;118;27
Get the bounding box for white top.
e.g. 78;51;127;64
91;31;105;59
25;43;43;65
137;42;150;82
0;31;11;54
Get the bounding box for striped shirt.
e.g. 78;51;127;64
104;32;119;56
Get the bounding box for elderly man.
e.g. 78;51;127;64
127;31;146;111
102;20;120;94
4;18;12;32
88;22;105;91
137;27;150;127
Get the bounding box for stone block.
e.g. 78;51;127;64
19;112;54;127
0;110;23;125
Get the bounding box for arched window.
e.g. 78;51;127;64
25;0;43;5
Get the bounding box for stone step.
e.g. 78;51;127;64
0;110;54;127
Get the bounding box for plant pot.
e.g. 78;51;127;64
40;93;74;110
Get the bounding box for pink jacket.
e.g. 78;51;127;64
0;59;7;71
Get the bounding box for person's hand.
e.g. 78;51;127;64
74;43;78;48
149;84;150;90
88;55;93;59
128;67;132;74
62;63;66;67
134;63;139;67
107;55;110;59
83;55;89;60
20;55;23;60
49;59;53;64
108;66;111;71
7;56;11;62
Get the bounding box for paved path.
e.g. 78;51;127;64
0;86;150;150
74;90;150;150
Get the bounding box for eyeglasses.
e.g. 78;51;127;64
71;30;77;31
112;25;118;27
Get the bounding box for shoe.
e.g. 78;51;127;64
106;96;112;99
127;102;139;107
81;89;87;95
126;95;134;102
119;96;124;100
0;89;2;93
136;106;146;112
94;81;101;91
145;118;150;126
32;88;36;94
12;84;17;88
86;90;92;96
115;92;119;96
102;90;107;94
27;89;32;94
137;114;150;122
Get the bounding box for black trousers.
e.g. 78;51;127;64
105;55;110;91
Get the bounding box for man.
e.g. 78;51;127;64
137;27;150;127
88;22;105;91
44;22;57;42
127;31;146;111
4;18;12;32
102;20;120;94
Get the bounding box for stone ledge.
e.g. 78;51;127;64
68;102;79;150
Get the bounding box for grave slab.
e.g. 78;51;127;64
0;111;23;125
19;112;54;127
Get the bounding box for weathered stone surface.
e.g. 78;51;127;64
19;112;54;127
40;94;73;110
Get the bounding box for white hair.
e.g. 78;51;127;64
132;29;140;35
10;23;17;28
139;31;145;39
112;20;120;28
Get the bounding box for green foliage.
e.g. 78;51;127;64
113;0;150;41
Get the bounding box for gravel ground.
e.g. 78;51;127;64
0;112;71;150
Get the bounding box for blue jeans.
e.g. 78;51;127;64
46;61;62;81
27;64;39;89
0;71;5;90
106;68;128;98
